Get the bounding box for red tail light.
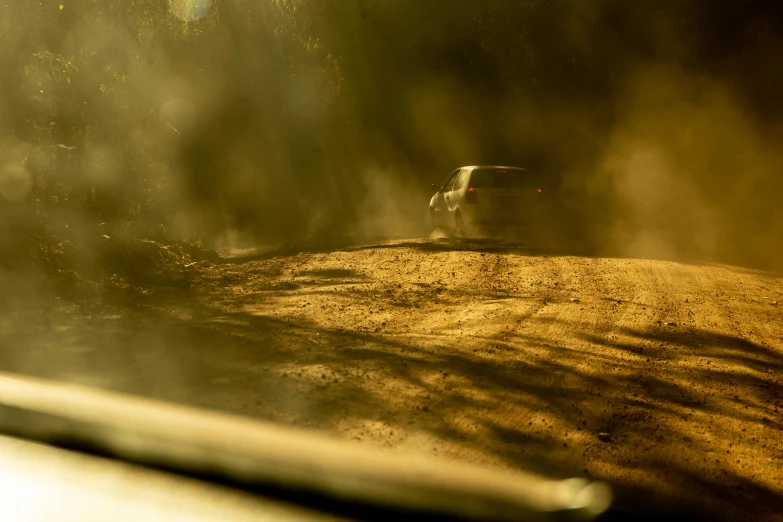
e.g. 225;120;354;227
465;187;478;204
468;187;475;192
537;188;542;193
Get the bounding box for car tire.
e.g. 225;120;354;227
429;209;446;236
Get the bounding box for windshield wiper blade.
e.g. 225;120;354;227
0;371;611;521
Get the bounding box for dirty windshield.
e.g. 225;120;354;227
1;1;782;521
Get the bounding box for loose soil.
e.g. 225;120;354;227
2;238;782;520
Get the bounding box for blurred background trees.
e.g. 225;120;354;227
1;0;782;274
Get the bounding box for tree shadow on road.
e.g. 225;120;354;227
1;271;781;521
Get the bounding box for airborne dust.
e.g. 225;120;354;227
1;2;783;520
1;1;782;267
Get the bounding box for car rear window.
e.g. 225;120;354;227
469;169;540;189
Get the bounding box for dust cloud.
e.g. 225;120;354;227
575;65;783;270
1;1;781;267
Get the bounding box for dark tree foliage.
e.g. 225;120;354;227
1;0;782;271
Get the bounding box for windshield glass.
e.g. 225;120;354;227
1;2;782;521
468;169;539;189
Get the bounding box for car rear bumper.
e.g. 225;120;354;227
462;207;549;225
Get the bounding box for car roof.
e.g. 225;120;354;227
461;166;528;171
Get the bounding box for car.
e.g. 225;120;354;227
428;166;551;238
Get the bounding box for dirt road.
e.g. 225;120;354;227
3;238;782;520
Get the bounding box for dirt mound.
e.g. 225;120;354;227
97;238;222;288
0;222;222;299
